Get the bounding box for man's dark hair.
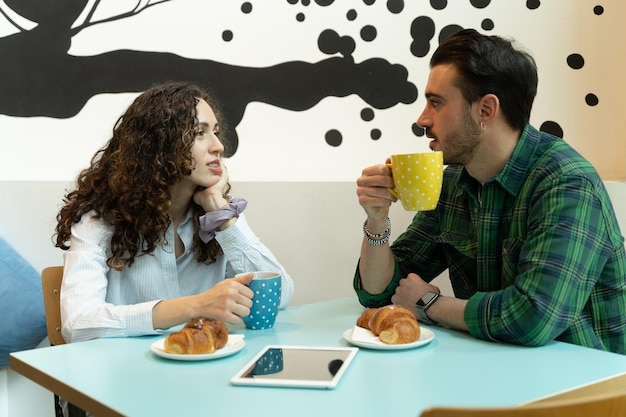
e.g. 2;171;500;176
431;28;538;131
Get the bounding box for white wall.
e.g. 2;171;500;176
1;1;625;183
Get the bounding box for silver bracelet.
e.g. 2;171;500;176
363;218;391;246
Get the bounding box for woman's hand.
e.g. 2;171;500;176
152;273;254;329
193;160;231;212
192;273;255;323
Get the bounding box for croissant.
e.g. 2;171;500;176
357;305;420;344
164;318;229;354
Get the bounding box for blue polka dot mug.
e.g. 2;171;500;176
240;271;282;330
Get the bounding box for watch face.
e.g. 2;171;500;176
418;292;438;307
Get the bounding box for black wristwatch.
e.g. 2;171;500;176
416;291;440;325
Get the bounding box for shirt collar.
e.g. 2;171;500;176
494;124;540;197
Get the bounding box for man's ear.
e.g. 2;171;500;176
478;93;499;125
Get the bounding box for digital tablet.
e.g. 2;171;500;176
230;345;359;389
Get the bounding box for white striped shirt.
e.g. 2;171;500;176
61;211;294;342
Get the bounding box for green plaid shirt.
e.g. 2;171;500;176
355;125;626;354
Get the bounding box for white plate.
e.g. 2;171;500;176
150;334;245;361
342;326;435;350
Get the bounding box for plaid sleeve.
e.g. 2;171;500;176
353;261;404;307
465;173;618;347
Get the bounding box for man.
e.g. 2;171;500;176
354;29;626;354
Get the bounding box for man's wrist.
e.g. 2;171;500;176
363;218;391;246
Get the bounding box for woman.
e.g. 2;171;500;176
54;81;294;343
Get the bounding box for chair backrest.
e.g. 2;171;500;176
419;391;626;417
41;266;66;346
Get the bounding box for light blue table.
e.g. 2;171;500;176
10;297;626;417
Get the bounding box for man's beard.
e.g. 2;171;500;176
441;108;482;166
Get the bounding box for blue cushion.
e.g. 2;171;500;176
0;236;47;367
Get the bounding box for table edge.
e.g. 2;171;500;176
524;371;626;405
9;352;126;417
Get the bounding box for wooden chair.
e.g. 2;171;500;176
41;266;66;346
41;266;87;417
420;391;626;417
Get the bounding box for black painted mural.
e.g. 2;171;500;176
0;0;606;158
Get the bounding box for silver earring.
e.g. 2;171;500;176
480;121;486;131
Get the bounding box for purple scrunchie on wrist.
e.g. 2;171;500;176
198;197;248;243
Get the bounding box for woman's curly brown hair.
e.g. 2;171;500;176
54;81;230;270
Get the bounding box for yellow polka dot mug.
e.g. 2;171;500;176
386;151;443;211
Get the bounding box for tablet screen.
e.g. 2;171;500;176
230;345;358;389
